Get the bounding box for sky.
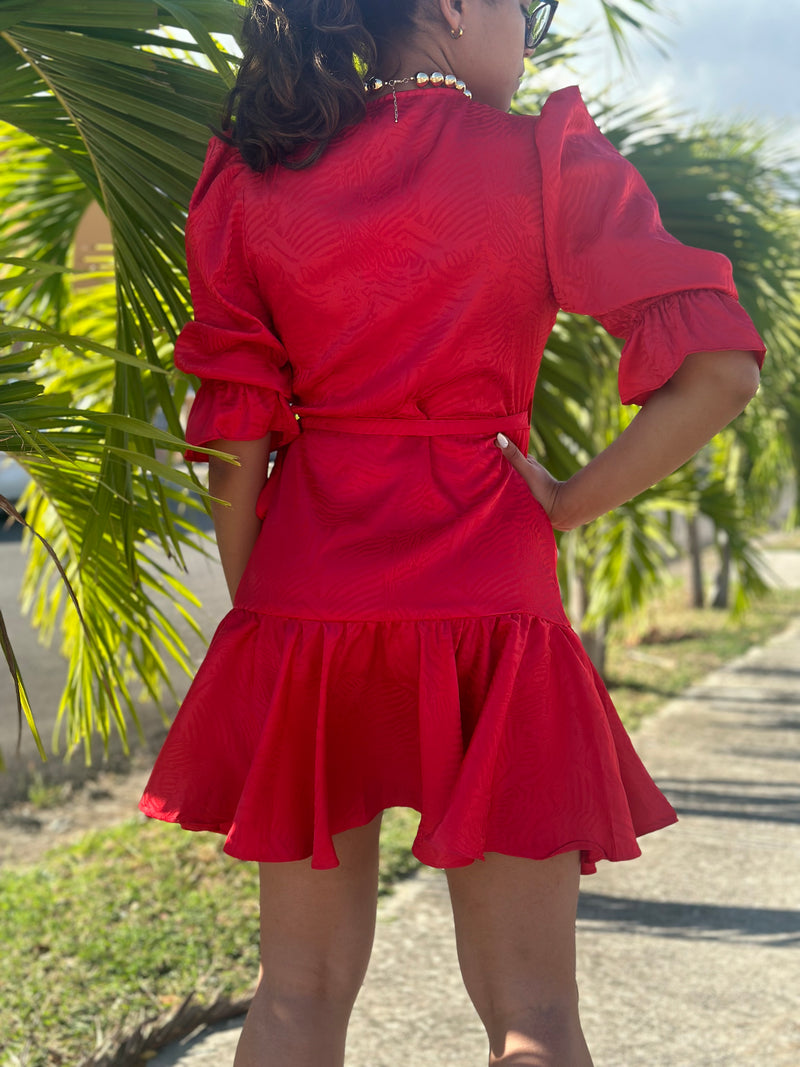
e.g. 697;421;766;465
540;0;799;148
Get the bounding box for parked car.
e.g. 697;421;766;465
0;455;31;504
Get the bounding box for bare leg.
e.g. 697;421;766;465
446;850;593;1067
233;812;383;1067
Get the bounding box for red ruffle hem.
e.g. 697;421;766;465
140;611;678;875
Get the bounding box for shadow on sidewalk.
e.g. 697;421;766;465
578;892;800;946
678;690;800;713
726;663;800;679
658;777;800;824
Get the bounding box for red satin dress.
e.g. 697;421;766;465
139;86;765;873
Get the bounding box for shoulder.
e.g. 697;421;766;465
530;85;622;168
535;84;596;130
187;136;270;222
450;85;607;168
184;137;277;265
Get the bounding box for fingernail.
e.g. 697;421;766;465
496;433;509;448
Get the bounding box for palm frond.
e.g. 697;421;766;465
1;1;245;753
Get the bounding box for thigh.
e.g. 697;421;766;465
257;812;384;1000
445;850;582;1021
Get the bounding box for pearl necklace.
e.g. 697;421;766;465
364;72;473;124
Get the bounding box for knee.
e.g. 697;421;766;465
259;956;367;1013
484;984;582;1055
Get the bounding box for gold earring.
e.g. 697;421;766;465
450;25;464;39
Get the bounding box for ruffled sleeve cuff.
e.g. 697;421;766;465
182;379;301;462
617;289;766;407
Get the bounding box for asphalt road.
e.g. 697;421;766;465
0;536;231;804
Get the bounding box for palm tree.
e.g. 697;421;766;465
605;108;800;614
2;0;768;752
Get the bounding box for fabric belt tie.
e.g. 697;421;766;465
295;411;530;436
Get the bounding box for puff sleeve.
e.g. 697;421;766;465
534;87;766;406
174;138;300;461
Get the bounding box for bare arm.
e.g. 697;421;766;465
497;350;761;531
208;434;273;601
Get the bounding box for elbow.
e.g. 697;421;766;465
723;350;761;411
677;349;761;414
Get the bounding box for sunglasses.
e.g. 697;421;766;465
525;1;559;51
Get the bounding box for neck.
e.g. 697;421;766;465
378;35;460;89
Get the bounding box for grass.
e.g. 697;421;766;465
0;820;260;1066
1;578;798;1066
25;772;73;811
607;581;800;730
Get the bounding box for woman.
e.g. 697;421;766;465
140;1;765;1063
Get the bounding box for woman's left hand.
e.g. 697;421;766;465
494;350;761;535
495;433;574;530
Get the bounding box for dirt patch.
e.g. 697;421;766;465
0;756;156;868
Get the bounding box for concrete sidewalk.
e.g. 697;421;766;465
151;601;800;1066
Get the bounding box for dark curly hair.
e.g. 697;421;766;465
220;0;429;171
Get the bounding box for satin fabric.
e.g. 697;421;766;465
139;86;765;873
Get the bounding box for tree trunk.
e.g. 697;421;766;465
565;548;610;679
711;531;732;609
687;515;705;608
569;570;609;678
580;621;608;678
